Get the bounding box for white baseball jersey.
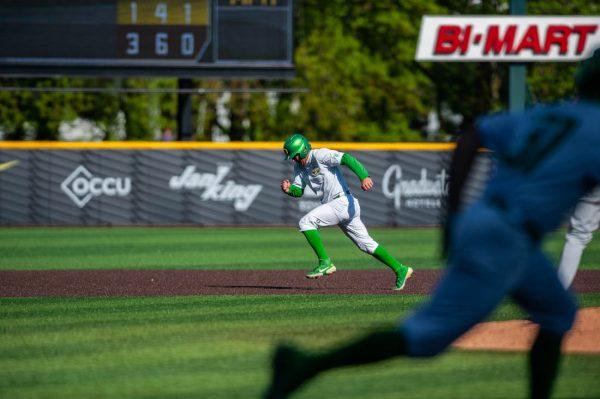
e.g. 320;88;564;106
291;148;379;254
291;148;350;204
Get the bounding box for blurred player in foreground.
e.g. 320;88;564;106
281;134;413;290
265;49;600;399
557;187;600;288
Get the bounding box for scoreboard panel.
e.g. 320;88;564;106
0;0;294;78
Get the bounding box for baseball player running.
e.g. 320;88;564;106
557;186;600;288
281;134;413;290
265;49;600;399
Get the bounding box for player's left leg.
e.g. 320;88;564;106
337;197;412;290
265;329;407;399
264;261;510;399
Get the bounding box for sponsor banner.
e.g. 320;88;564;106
0;149;490;226
416;16;600;62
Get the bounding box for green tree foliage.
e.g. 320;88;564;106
288;0;443;141
526;0;600;102
119;79;177;141
0;78;178;140
0;0;597;141
0;78;89;140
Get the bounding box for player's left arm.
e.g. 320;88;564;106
341;153;373;191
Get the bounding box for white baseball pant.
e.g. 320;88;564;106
557;187;600;288
298;196;379;254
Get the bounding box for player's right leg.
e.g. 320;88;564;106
557;197;600;288
511;249;577;399
299;203;340;278
400;255;509;357
400;202;529;357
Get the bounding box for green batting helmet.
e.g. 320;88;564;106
575;47;600;102
283;134;311;160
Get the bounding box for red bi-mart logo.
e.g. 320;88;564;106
436;24;596;56
416;16;600;61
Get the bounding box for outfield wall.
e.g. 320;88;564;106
0;142;491;226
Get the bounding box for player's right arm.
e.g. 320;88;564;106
281;168;305;197
281;179;304;197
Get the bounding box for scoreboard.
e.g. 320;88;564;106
0;0;294;78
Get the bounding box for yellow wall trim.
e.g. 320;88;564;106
0;141;456;151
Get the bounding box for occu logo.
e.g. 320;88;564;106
61;165;131;208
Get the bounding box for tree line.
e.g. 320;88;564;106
0;0;594;142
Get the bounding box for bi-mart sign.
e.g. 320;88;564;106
416;16;599;61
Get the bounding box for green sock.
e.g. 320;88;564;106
302;230;329;261
372;245;404;273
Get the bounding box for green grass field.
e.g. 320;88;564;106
1;227;598;270
1;227;599;398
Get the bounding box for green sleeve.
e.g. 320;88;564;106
341;153;369;180
287;184;304;197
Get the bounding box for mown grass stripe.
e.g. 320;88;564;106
1;227;597;270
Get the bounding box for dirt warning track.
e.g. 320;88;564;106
1;269;599;297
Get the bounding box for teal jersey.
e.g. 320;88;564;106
476;100;600;235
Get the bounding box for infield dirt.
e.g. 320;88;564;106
453;307;600;355
1;269;599;296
